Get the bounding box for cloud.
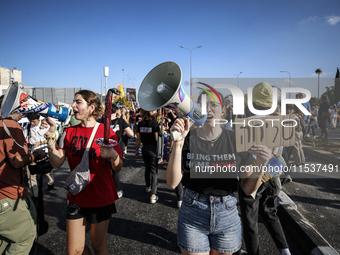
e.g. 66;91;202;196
299;16;318;25
326;15;340;25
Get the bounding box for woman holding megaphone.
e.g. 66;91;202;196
166;90;272;255
42;90;123;255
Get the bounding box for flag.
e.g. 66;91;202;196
112;84;121;102
10;71;15;83
119;84;125;98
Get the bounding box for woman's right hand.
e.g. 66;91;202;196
169;118;190;143
42;118;57;137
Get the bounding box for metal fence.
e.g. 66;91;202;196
32;87;81;105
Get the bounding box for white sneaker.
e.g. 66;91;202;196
145;186;151;192
313;135;318;138
284;175;292;183
117;190;123;198
305;134;310;138
150;194;158;204
177;200;182;208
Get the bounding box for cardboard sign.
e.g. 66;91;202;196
234;115;295;152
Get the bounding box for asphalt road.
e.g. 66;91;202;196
31;138;308;255
282;152;340;254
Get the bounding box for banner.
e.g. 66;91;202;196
126;88;136;102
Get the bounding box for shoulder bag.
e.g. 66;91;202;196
65;122;99;195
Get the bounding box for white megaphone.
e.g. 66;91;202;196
1;82;72;124
138;61;207;141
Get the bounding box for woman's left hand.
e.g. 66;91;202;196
100;146;119;160
248;145;272;167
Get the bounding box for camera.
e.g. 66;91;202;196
29;154;53;175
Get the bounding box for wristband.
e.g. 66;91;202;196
45;133;57;139
252;172;264;178
252;163;264;178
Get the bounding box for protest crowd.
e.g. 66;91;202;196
0;80;338;255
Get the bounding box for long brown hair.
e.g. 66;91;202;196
75;90;103;119
140;109;156;120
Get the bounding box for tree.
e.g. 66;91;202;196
334;67;340;104
322;86;336;105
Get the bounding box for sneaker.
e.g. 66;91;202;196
150;194;158;204
177;200;182;208
305;134;310;138
158;159;163;164
284;175;292;183
117;190;123;198
145;186;151;192
313;135;318;138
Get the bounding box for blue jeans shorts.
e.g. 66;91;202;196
178;188;241;254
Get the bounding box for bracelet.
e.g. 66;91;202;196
252;162;263;178
252;172;264;178
45;133;56;139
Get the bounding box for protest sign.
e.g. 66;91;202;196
234;114;295;152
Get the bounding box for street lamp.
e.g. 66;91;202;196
180;45;202;86
234;71;242;88
104;66;109;94
280;71;291;98
315;68;323;98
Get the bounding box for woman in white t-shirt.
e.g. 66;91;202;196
330;105;338;129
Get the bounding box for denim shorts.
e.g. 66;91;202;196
177;188;241;254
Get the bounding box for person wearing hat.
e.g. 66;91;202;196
239;82;291;255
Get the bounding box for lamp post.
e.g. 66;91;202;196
315;68;323;98
234;71;242;88
104;66;109;94
280;71;291;98
180;45;202;86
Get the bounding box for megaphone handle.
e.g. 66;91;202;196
170;117;195;141
170;130;181;142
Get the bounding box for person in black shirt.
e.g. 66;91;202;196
318;94;331;139
136;109;160;204
166;90;272;255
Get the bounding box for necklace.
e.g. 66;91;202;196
199;128;222;147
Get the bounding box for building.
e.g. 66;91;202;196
0;66;81;105
0;67;22;95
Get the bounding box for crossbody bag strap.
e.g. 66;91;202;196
85;122;100;152
2;120;28;151
0;157;8;168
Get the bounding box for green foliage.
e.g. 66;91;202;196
116;97;124;105
323;86;337;105
310;97;320;105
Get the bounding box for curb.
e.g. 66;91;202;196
303;146;340;166
277;191;339;255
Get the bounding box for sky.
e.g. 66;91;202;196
1;0;339;100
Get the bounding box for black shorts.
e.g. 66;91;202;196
122;134;129;146
319;118;328;129
67;202;116;224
